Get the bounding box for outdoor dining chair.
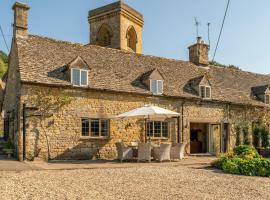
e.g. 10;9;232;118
153;143;171;162
137;143;152;162
170;143;186;160
116;142;133;162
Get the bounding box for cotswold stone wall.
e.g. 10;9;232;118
20;84;270;161
2;39;22;160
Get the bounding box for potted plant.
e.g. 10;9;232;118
253;123;270;157
3;139;15;159
259;127;270;157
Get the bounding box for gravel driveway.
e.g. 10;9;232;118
0;164;269;200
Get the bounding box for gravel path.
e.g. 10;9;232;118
0;165;269;200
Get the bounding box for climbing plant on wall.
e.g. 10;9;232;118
30;89;72;160
242;125;250;145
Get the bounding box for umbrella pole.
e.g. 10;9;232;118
145;118;147;143
148;115;151;143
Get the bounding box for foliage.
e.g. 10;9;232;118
34;90;72;118
252;123;269;148
209;61;240;70
31;89;72;160
213;145;270;177
242;126;250;145
4;139;15;149
252;126;260;148
235;125;241;146
0;50;8;78
233;145;260;159
261;127;269;148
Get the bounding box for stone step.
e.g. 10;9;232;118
189;153;215;157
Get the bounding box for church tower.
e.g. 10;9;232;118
88;1;144;53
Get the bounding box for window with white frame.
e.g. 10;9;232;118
200;85;211;99
265;94;270;105
147;121;169;138
71;68;88;86
81;118;109;138
150;80;163;95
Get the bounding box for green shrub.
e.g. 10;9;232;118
222;157;241;174
233;145;260;159
214;145;270;177
4;139;14;149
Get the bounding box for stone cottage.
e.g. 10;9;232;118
3;1;270;161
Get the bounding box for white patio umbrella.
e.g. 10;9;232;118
115;105;180;142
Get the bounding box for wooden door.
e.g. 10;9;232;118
208;124;221;155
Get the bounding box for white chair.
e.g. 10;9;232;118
170;143;186;160
116;142;133;162
137;143;152;162
154;144;171;162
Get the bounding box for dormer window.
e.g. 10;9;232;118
200;85;211;99
150;80;163;95
71;68;88;86
265;94;270;105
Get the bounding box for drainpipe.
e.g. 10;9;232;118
181;102;185;143
177;116;180;143
22;104;26;161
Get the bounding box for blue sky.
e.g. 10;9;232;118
1;0;270;74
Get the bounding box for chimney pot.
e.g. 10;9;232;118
12;2;30;37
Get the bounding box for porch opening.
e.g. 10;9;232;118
190;123;208;154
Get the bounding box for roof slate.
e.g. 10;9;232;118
16;35;270;106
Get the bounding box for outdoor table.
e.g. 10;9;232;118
130;145;158;159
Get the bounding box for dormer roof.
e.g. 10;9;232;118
141;68;164;82
251;85;270;95
65;56;90;71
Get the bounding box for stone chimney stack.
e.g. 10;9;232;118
12;2;30;37
188;37;209;66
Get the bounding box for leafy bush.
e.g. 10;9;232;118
233;145;260;159
4;139;14;149
0;50;8;78
213;145;270;177
252;124;269;148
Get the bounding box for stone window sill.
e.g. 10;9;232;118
80;136;110;140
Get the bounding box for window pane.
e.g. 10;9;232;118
81;119;89;136
154;122;161;137
147;122;153;137
151;80;158;94
72;69;80;86
81;71;87;86
200;86;205;98
206;87;211;98
157;80;163;94
162;122;169;138
91;119;100;137
101;120;109;137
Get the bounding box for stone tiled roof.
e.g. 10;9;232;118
16;35;270;106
